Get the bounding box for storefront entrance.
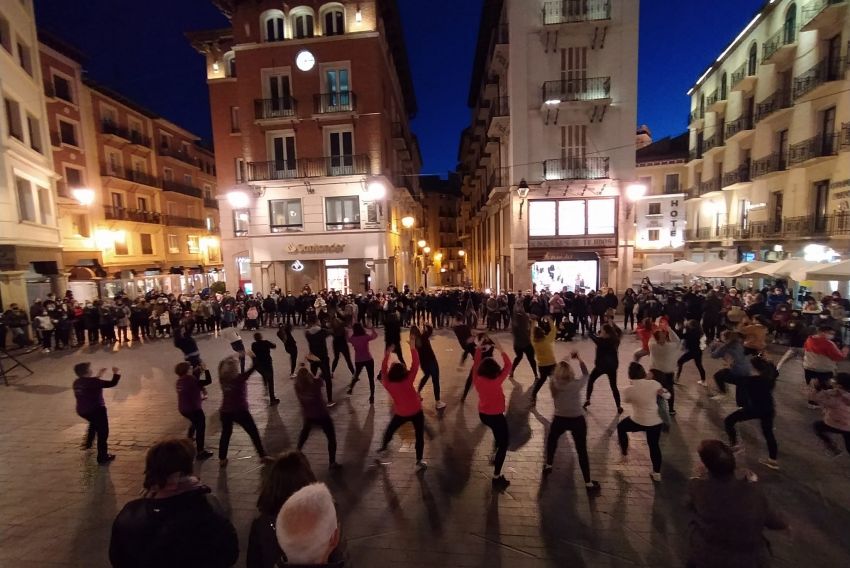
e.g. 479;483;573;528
325;259;350;293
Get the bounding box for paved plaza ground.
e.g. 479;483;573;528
1;326;849;567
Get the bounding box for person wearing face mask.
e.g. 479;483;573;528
803;325;849;409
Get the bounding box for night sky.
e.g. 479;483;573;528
35;0;765;176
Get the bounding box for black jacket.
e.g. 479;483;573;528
109;486;238;568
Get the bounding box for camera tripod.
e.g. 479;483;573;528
0;349;33;386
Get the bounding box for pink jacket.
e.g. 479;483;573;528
815;388;850;431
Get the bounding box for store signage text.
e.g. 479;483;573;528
531;237;616;248
669;199;680;237
287;243;345;254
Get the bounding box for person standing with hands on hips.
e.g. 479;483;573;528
73;363;121;464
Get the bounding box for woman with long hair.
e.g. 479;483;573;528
346;322;379;403
584;322;624;413
217;356;268;467
294;365;339;469
412;324;446;410
472;336;513;488
276;322;298;378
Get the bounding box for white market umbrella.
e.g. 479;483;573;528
682;259;734;276
742;259;821;279
792;260;850;282
643;260;697;274
699;261;768;278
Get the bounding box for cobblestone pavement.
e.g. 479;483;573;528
1;326;849;567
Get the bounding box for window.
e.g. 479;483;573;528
16;40;32;75
269;199;303;232
557;200;585;235
784;4;797;44
269;133;297;175
328;130;354;173
203;184;213;199
187;205;197;219
71;214;90;238
15;177;35;222
528;198;616;237
166;202;177;216
325;196;360;230
224;52;236;77
365;201;379;224
235;158;246;183
720;72;728;100
0;15;10;54
206;216;214;231
163;168;173;181
529;201;557;236
36;186;52;225
111;192;124;209
230;106;240;132
293;11;315;38
27;115;41;152
101;105;117;126
814;180;829;232
58;119;78;147
648;229;660;241
324;68;351;109
65;166;84;190
52;74;73;103
114;238;128;256
140;233;153;255
648;202;662;215
266;73;293;114
181;141;191;155
747;43;758;76
183;173;193;186
233;209;249;237
160;132;172;150
207;243;221;262
137;196;148;211
167;234;179;253
664;173;679;193
187;235;200;254
324;8;345;36
105;150;122;175
262;10;285;41
4;97;23;140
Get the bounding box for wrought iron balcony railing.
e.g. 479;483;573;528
543;157;609;180
103;205;162;224
247;154;370;181
788;132;839;165
722;164;752;187
793;57;845;99
750;153;787;178
542;77;611;103
542;0;611;24
314;91;356;114
725;114;754;139
254;97;298;120
162;179;203;198
754;89;792;123
100;164;160;188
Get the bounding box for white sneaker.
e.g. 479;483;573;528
326;401;337;408
650;472;662;482
415;460;428;472
759;458;780;471
697;380;707;387
710;393;726;401
42;348;50;353
435;401;447;410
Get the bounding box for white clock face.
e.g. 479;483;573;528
296;50;315;71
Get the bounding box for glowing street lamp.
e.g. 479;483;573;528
367;180;386;200
401;216;415;229
71;187;96;206
227;190;250;208
458;250;466;257
434;252;443;262
423;246;431;254
624;183;647;218
417;240;427;248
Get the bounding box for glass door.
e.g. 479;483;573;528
328;131;354;174
822;106;836;155
268;75;292;115
270;134;297;178
326;68;350;110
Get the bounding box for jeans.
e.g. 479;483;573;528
350;359;376;399
310;357;334;403
381;411;425;461
814;420;850;453
298;415;337;464
417;359;441;401
617;417;663;473
586;365;621;408
219;410;266;460
546;415;591;482
181;409;207;453
480;413;509;476
256;365;276;401
725;408;777;459
677;350;706;382
80;407;109;461
531;364;557;398
511;344;538;378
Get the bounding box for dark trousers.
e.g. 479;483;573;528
511;344;538;378
617;417;663;473
256;365;276;401
381;411;425;461
384;340;405;365
713;369;748;407
298;415;337;464
219;410;265;460
331;341;355;374
417;359;441;401
531;364;557;398
80;407;109;461
286;347;298;375
703;320;719;343
677;350;706;382
814;420;850;453
480;413;509;476
459;342;476;365
725;408;777;459
41;329;53;349
805;370;833;404
310;357;333;403
586;365;621;408
350;359;375;399
546;415;591;483
181;409;207;453
623;310;635;330
86;327;99;344
73;322;85;345
652;370;675;413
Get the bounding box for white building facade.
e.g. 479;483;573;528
685;0;850;264
459;0;639;293
0;0;61;309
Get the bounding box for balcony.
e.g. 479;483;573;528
103;205;162;224
698;177;721;196
685;227;713;240
204;197;219;209
721;164;752;188
788;132;839;166
754;89;792;123
780;214;850;237
314;91;356;114
702;131;724;154
488;96;510;138
101;120;152;148
801;0;848;33
541;77;611;106
165;215;206;229
162;179;203;198
247;154;370;181
254;98;298;121
705;89;727;113
750;153;787;179
793;57;845;101
101;164;160;188
730;60;757;92
725;114;754;141
762;24;798;65
688;108;704;125
158;146;198;168
491;23;509;73
543;157;609;181
724;222;768;240
542;0;611;25
841;122;850;150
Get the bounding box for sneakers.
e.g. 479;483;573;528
697;380;707;387
289;373;296;379
368;396;374;405
759;458;780;471
269;398;280;406
492;475;510;489
436;401;447;410
710;393;726;401
585;480;601;492
42;348;50;354
197;450;214;461
326;401;337;408
97;454;116;464
415;460;428;472
650;472;662;482
542;464;553;474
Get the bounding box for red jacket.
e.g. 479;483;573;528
472;349;512;415
803;335;845;372
381;348;421;417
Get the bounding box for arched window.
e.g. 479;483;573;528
699;93;705;116
747;43;758;76
291;7;315;39
784;4;796;44
223;51;236;78
261;10;285;42
321;4;345;36
720;72;728;100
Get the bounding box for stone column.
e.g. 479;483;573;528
0;271;29;310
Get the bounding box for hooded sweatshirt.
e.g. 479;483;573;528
803;335;845;373
305;325;330;359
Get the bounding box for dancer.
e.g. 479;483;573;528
412;324;446;410
173;328;202;366
472;336;512;488
544;352;600;491
803;325;849;408
276;322;298;378
724;356;780;470
175;362;213;460
530;316;557;404
509;304;538;381
305;315;334;407
811;372;850;459
73;362;121;464
584;322;624;413
346;322;378;403
217;356;268;466
618;363;669;481
633;317;656;361
220;323;246;373
250;332;279;406
330;313;355;378
648;322;680;415
462;333;495;401
453;314;477;367
377;334;427;471
677;319;707;386
709;331;754;406
294;364;340;469
383;310;405;365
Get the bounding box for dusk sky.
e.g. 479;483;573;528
35;0;766;177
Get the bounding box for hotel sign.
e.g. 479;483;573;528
287;243;345;254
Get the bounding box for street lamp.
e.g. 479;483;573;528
71;187;96;206
434;252;443;262
417;239;427;248
366;180;387;200
423;246;431;254
517;179;530;219
458;249;465;257
401;216;415;229
227;190;250;209
625;183;647;218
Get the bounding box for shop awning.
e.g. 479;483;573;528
741;259;821;279
791;260;850;282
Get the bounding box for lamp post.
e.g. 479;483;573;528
620;183;647;293
517;179;530;219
